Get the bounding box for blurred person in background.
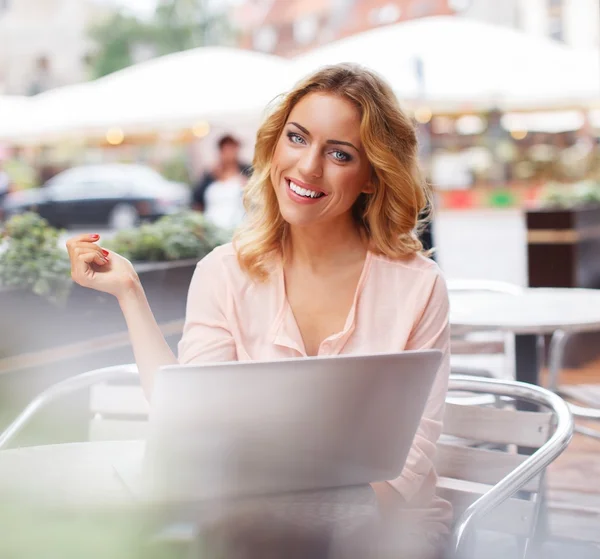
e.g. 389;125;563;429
0;160;12;214
67;64;451;559
192;134;252;230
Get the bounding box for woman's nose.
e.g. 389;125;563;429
298;147;323;179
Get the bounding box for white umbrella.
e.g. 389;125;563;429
0;96;37;142
290;16;600;110
2;47;292;143
81;46;292;130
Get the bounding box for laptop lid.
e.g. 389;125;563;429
135;350;442;503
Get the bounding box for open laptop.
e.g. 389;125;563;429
114;350;442;504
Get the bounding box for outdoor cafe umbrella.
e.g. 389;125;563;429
0;96;36;144
290;16;600;111
0;47;293;144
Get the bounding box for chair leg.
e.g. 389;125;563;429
522;477;547;559
574;424;600;440
547;330;570;393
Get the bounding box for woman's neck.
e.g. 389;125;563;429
285;218;367;273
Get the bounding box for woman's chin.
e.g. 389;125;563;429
278;202;318;227
280;211;316;228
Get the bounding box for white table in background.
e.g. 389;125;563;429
449;288;600;387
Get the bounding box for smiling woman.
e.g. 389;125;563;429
66;63;449;559
236;64;431;281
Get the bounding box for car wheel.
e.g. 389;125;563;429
108;203;139;230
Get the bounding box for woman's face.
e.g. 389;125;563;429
270;92;372;229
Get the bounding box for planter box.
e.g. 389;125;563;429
526;205;600;367
526;205;600;289
0;259;197;358
0;259;197;444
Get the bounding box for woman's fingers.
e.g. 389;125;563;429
66;233;100;251
69;243;107;263
78;250;109;267
69;245;110;283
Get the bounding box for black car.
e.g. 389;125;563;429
2;164;191;229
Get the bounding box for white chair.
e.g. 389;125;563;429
442;375;573;559
0;364;145;450
447;279;526;380
448;281;600;440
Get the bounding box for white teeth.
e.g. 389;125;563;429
289;180;322;198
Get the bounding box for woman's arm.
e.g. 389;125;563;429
118;282;178;398
67;234;175;398
119;248;238;398
67;234;235;400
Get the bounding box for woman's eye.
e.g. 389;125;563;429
287;132;305;144
332;150;351;162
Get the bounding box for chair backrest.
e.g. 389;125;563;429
89;374;149;441
437;375;573;557
446;279;525;296
437;399;552;537
446;279;524;363
0;364;145;451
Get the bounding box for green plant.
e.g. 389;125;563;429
539;180;600;208
105;211;230;262
161;155;191;185
0;213;72;304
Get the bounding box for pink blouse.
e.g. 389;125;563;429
178;243;452;533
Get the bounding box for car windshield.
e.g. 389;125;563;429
46;165;168;192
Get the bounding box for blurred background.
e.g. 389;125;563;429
0;0;598;286
0;0;598;287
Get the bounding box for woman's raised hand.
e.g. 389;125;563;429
66;233;139;299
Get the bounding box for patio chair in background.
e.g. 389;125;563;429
447;279;526;380
546;329;600;440
448;280;600;440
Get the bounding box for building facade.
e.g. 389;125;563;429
455;0;600;49
0;0;111;95
231;0;600;57
232;0;452;57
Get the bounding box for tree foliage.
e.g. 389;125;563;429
88;0;232;78
0;213;72;304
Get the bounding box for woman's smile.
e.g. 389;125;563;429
285;177;327;205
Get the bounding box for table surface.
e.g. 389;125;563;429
0;440;377;518
0;441;379;558
449;288;600;335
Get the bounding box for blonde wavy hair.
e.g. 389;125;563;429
233;63;432;281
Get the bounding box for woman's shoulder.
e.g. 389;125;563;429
197;242;239;271
197;242;268;284
369;251;448;307
371;250;443;280
194;243;279;302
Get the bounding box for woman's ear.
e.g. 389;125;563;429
363;170;377;194
362;182;375;195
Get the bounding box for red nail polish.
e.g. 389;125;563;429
90;234;99;240
101;249;109;257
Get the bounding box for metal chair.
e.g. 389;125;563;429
546;329;600;440
447;279;526;381
0;363;143;450
442;375;573;559
448;280;599;440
